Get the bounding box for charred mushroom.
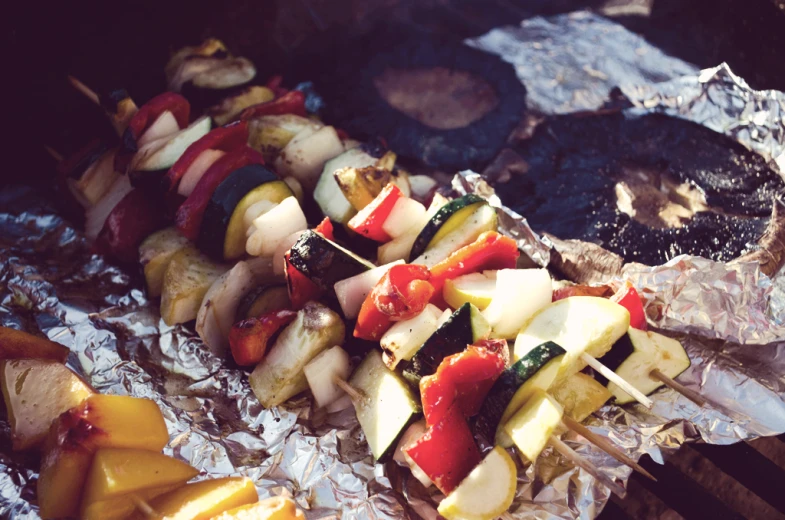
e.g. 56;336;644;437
316;29;526;171
498;111;785;277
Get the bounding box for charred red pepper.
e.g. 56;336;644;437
612;282;647;330
175;146;265;241
347;183;402;242
284;252;323;310
552;284;613;302
420;341;507;427
163;121;249;193
229;309;297;366
93;189;165;262
405;405;482;494
314;217;335;241
429;231;519;304
239;90;307;120
354;264;434;341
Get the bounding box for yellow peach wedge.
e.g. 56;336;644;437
0;327;69;362
1;359;93;450
80;448;198;520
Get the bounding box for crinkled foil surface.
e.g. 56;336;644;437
2;10;785;520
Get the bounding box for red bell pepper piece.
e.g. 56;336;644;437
127;92;190;139
239;90;307;120
265;75;288;97
612;282;647;330
175;146;265;241
314;217;335;241
354;264;434;341
335;128;350;141
552;284;613;302
405;405;482;495
284;252;323;310
163;121;249;193
420;342;507;427
430;231;519;303
347;183;402;242
229;309;297;366
93;189;164;262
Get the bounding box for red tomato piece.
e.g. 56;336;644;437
353;264;434;341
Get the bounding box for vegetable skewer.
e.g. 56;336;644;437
333;374;642;491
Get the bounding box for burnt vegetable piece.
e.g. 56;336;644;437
317;29;526;170
287;230;375;291
501;111;785;269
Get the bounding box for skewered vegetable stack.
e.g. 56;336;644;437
49;39;696;520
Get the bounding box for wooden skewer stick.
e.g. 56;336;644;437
549;435;627;498
580;352;653;409
650;369;706;407
67;75;101;106
334;375;365;403
561;416;656;481
43;145;64;163
129;492;156;516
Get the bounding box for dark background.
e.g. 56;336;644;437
3;0;785;190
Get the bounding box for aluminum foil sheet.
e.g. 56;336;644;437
3;9;785;520
465;11;699;115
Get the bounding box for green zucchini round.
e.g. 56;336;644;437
198;164;287;260
409;194;485;259
472;341;566;444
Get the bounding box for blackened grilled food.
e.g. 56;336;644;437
500;111;785;267
316;30;526;171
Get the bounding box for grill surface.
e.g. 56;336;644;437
6;1;785;518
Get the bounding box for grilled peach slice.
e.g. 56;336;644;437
1;359;93;450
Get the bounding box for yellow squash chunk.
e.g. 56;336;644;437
209;86;275;126
128;477;259;520
0;326;70;362
80;448;198;520
437;446;517;520
442;271;497;311
514;297;630;382
74;394;170;451
551;372;612;423
1;359;93;450
334;165;391;210
139;227;191;298
210;496;305;520
504;390;564;464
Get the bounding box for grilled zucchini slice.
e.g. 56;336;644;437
350;350;420;460
599;328;691;405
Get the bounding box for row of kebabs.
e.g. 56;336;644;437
48;39;696;519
